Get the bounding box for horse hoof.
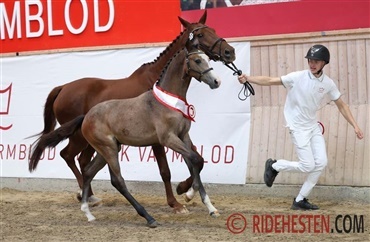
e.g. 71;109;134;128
174;205;189;214
88;195;103;207
76;192;82;202
183;194;191;203
88;217;96;222
210;211;220;218
176;182;186;195
147;220;159;228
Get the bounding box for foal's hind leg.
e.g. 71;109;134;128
77;145;102;206
152;145;188;214
60;136;95;198
80;154;107;222
61;134;98;205
83;142;158;227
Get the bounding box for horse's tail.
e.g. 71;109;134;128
27;86;63;140
29;115;85;172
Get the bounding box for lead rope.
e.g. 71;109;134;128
223;62;255;100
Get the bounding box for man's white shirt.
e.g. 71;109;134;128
281;70;341;131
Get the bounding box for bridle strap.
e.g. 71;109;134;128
187;66;214;81
189;25;255;100
199;39;225;62
190;26;208;35
189;25;226;62
238;81;255;100
208;38;225;61
185;51;213;82
224;62;242;76
223;62;255;100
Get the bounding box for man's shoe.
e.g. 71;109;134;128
291;198;319;210
264;158;278;187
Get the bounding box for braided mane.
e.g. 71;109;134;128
141;30;187;67
157;48;184;85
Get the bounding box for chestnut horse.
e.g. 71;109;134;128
30;44;221;227
29;11;235;213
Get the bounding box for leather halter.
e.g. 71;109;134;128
189;26;226;62
189;25;255;100
184;49;213;82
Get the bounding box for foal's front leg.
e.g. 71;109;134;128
166;134;218;217
182;151;218;217
176;144;201;195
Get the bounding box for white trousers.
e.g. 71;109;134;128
272;125;328;198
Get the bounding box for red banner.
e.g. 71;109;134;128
2;1;369;54
1;0;181;53
181;0;370;38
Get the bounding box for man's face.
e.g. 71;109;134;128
308;59;326;74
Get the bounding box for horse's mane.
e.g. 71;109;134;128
141;30;187;67
157;48;184;85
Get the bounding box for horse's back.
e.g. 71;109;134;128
53;74;154;124
82;93;160;146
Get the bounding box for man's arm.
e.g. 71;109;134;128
238;74;282;86
334;97;364;139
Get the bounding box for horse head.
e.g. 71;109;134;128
184;46;221;90
179;11;236;64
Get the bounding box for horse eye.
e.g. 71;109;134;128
197;33;203;38
195;59;202;64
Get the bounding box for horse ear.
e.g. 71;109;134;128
199;10;207;24
178;16;190;29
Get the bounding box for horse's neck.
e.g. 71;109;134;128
158;53;190;99
158;76;191;101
